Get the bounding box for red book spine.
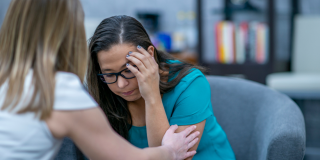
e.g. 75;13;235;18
214;22;221;63
232;23;236;63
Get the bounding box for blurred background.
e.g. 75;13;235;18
0;0;319;159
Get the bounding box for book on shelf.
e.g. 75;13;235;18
214;21;269;64
236;22;248;64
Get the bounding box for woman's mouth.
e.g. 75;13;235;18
122;89;135;96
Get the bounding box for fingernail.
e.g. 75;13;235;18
126;63;129;66
126;54;130;57
137;45;141;49
194;125;197;129
129;51;132;54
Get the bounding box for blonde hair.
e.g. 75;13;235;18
0;0;88;119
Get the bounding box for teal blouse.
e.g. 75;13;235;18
129;61;235;160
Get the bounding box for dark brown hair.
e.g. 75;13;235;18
86;15;204;139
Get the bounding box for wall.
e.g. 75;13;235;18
0;0;197;49
301;0;320;14
0;0;11;26
81;0;197;46
0;0;318;69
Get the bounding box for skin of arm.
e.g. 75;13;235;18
174;120;206;160
144;91;205;160
145;94;171;146
47;107;166;160
145;96;205;160
126;46;206;158
145;98;205;150
46;107;199;160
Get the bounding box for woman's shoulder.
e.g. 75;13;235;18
167;60;206;81
176;69;208;94
181;68;205;82
54;71;98;110
170;69;208;94
166;59;206;84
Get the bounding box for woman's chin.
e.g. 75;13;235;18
122;94;142;102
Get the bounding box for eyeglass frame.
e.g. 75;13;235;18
97;65;137;84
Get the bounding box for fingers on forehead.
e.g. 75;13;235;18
137;46;151;56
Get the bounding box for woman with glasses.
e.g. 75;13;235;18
0;0;200;159
86;15;235;160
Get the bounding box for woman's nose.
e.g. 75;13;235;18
117;76;129;89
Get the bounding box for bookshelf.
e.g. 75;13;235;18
197;0;275;84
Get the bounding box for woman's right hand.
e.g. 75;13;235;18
162;125;200;160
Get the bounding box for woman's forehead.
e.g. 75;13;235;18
97;43;136;71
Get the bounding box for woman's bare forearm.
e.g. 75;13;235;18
145;94;171;147
142;146;174;160
63;108;174;160
125;46;171;147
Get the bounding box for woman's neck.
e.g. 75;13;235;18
128;96;145;109
128;97;146;126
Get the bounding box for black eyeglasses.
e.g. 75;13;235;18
97;66;138;84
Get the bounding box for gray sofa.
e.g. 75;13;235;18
54;75;306;160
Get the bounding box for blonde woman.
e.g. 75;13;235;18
0;0;199;159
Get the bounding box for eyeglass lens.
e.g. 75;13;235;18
100;68;135;83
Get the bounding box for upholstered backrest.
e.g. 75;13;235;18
206;75;305;160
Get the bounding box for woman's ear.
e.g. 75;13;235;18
147;46;155;57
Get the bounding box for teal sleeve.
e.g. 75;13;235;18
169;76;213;125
